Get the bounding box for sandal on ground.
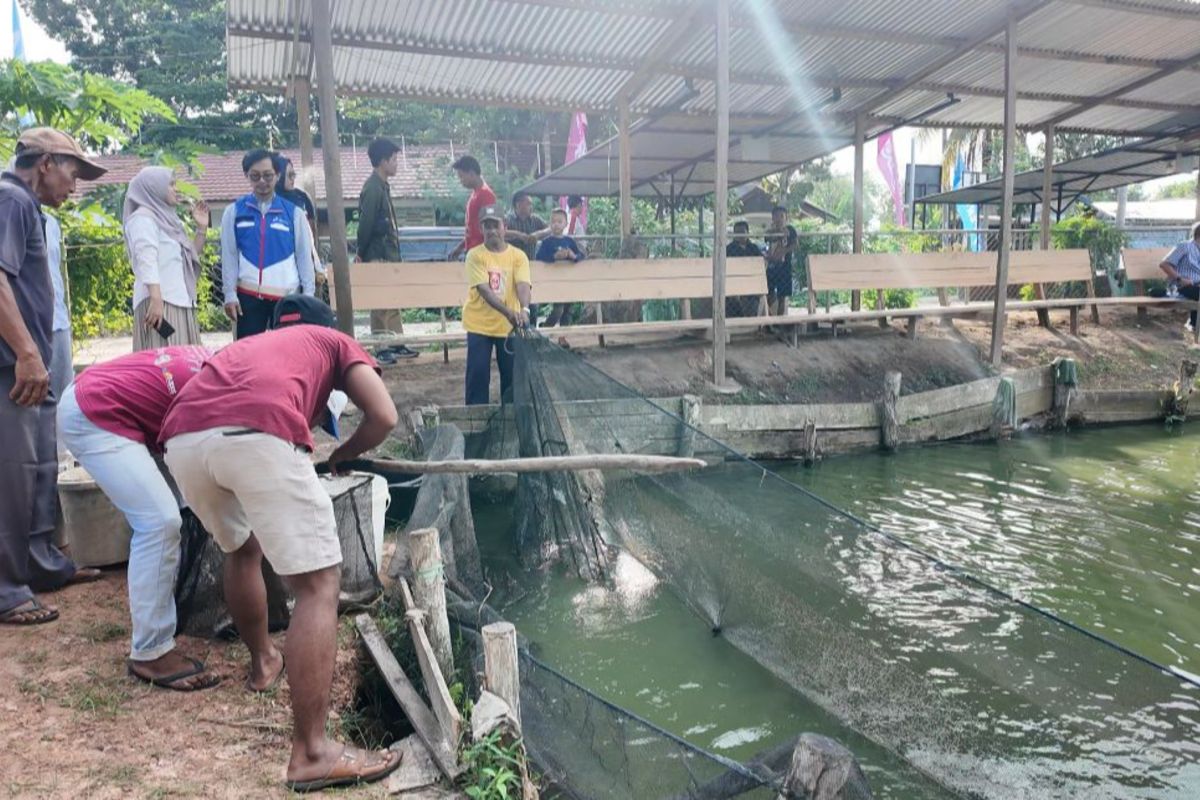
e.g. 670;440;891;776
128;656;221;692
246;657;286;694
0;598;59;626
285;746;403;794
64;568;102;586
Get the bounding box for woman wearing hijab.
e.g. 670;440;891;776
124;166;209;350
274;155;327;292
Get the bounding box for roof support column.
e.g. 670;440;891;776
1034;125;1053;327
295;77;315;172
989;8;1018;367
851;113;865;312
712;0;730;386
311;0;354;335
1194;167;1200;222
618;95;632;241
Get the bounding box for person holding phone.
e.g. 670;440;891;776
124;166;209;350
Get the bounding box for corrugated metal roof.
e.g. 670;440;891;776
227;0;1200;153
915;130;1200;208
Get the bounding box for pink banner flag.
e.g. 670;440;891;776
876;131;907;227
560;112;589;235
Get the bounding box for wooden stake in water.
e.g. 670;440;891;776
483;622;521;730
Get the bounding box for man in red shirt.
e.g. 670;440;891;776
161;296;402;792
447;155;496;260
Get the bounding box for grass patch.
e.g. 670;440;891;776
80;621;127;643
17;676;55;705
62;671;131;718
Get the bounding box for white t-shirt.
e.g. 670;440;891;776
126;215;194;309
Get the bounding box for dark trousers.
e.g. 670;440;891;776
0;367;75;614
465;333;513;406
235;292;279;339
1180;285;1200;327
541;303;574;328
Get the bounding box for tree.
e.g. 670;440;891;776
23;0;282;150
0;58;174;160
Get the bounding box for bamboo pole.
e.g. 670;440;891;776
345;454;707;475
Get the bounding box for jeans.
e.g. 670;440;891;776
465;332;513;405
49;328;73;461
235;292;278;339
58;386;182;661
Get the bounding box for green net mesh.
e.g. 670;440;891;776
467;332;1200;799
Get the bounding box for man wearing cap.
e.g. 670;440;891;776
1160;221;1200;332
462;204;531;405
161;295;402;791
220;148;316;339
0;128;107;626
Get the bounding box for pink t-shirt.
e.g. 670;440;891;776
159;326;378;452
74;345;212;448
464;182;497;251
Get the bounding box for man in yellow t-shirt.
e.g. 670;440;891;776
463;204;531;405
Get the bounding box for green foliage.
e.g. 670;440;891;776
861;288;917;310
59;214;134;338
1152;178;1198;201
1051;215;1128;275
0;59;175;160
460;730;524;800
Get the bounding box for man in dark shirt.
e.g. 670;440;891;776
535;208;585;328
505;190;547;260
726;220;764;318
0;128;107;626
357;138;417;358
764;205;798;317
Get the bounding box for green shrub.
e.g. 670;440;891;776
861;288;916;309
1051;215;1127;276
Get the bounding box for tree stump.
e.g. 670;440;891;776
1168;359;1198;424
1052;358;1077;429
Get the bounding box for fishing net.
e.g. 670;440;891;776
470;332;1200;799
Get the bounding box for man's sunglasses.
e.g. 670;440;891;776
248;171;276;183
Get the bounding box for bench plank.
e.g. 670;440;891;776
808;250;1091;291
1120;248;1171;282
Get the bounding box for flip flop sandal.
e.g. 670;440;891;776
285;746;403;794
246;657;286;693
128;656;221;692
65;568;102;586
0;598;59;626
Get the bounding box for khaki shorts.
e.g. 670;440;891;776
164;428;342;576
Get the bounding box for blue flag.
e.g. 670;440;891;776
953;155;981;252
11;0;36;127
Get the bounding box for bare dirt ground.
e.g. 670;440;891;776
10;302;1192;799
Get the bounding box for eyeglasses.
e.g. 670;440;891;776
248;171;276;183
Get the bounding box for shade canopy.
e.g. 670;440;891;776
228;0;1200;137
916;130;1200;211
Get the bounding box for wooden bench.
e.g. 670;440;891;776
803;249;1100;337
332;257;768;351
1118;247;1200;341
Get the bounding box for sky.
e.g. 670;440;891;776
1;0;68;63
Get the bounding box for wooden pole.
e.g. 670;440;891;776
409;528;454;680
1035;125;1053;328
347;453;707;476
1194;167;1200;223
989;9;1018;368
295;77;315;172
881;371;901;451
851;114;865;312
482;622;521;729
311;0;354;336
713;0;730;386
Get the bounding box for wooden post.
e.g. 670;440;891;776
294;76;315;202
1169;359;1198;423
777;733;874;800
1035;125;1053;328
880;371;901;451
988;9;1018;367
712;0;731;387
1194;166;1200;225
311;0;354;336
482;622;521;729
618;95;632;242
802;418;818;467
677;394;701;458
851;114;865;312
409;528;454;680
399;580;463;747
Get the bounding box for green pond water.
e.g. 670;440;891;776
470;423;1200;798
786;424;1200;678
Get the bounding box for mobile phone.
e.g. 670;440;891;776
155;318;176;341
